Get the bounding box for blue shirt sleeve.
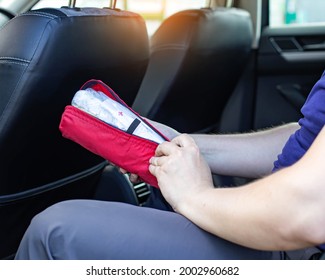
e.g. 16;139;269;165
273;71;325;171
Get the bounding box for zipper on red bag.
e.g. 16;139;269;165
80;79;169;141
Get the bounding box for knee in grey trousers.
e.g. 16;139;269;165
15;199;280;260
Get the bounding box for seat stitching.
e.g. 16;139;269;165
0;61;29;66
18;12;58;19
0;12;57;32
0;57;30;63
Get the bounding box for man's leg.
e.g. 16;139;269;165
15;199;281;260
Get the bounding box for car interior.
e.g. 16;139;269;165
0;4;152;259
0;0;325;260
132;6;253;133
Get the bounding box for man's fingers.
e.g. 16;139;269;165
155;134;193;157
119;168;127;174
149;156;166;167
171;133;196;147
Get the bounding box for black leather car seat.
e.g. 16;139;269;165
132;7;253;133
0;7;149;259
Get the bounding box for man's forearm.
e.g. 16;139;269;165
191;122;299;178
177;135;325;251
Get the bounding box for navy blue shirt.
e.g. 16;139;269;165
273;71;325;250
273;71;325;172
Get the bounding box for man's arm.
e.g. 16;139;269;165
150;126;325;251
152;120;299;178
191;122;299;178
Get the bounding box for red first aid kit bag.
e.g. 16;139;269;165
59;79;169;188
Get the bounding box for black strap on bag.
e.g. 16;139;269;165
126;119;141;134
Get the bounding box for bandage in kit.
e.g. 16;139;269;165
59;79;169;188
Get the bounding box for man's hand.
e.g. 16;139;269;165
149;134;214;212
119;119;180;184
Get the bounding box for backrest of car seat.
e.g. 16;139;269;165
132;8;253;133
0;7;149;259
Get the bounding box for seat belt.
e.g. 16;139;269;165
131;47;187;118
132;13;197;117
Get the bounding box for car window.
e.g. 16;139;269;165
269;0;325;27
32;0;207;35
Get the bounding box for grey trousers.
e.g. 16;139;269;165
14;193;282;260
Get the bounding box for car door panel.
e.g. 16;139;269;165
254;25;325;129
